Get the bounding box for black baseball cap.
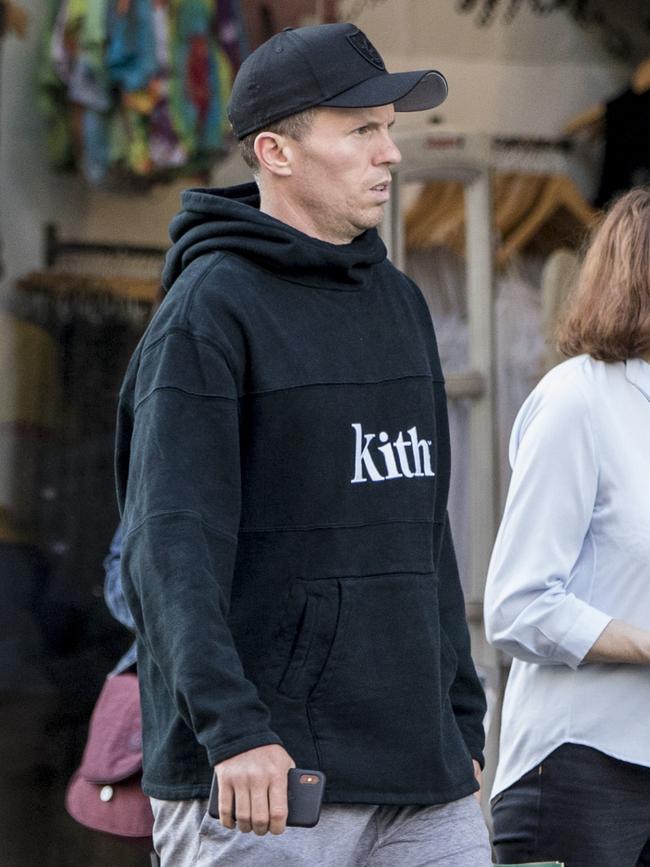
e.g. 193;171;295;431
228;23;448;140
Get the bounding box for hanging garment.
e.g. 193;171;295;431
215;0;246;72
405;247;545;585
406;247;471;587
105;0;158;93
494;256;545;506
539;247;579;375
149;98;188;169
594;88;650;208
38;0;244;186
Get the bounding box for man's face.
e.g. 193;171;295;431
285;105;402;245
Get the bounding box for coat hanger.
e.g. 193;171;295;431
496;175;598;268
405;180;464;253
405;181;458;243
563;103;604;137
493;173;549;242
437;174;547;258
406;173;550;259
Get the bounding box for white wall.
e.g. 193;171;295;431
343;0;628;135
0;0;629;292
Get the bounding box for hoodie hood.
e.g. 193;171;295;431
162;182;387;293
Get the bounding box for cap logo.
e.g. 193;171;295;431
346;30;386;71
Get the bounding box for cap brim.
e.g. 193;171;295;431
320;70;448;112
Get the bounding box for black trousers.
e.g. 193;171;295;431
491;743;650;867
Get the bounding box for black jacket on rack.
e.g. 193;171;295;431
595;87;650;208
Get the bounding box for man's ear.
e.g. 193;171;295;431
254;132;294;177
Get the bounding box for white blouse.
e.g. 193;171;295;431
484;354;650;797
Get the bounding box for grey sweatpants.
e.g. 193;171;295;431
151;794;492;866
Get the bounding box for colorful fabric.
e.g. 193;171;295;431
37;0;246;186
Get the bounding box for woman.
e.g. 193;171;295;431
485;187;650;867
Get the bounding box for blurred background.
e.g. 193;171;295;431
1;0;648;863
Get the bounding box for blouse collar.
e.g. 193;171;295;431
625;358;650;401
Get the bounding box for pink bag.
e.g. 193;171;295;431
65;672;154;848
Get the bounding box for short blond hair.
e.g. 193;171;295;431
238;109;316;172
557;187;650;362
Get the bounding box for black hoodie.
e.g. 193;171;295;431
116;182;486;803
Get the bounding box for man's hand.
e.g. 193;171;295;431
215;744;295;836
472;759;483;803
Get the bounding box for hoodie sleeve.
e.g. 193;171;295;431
118;327;283;766
438;514;487;768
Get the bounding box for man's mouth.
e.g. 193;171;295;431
370;180;391;193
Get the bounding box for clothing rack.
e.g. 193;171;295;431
382;132;589;794
44;223;167;272
492;135;573;151
381;130;582;613
9;224;168;319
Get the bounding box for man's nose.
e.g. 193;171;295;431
376;131;402;166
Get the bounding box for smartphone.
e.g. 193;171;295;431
208;767;326;828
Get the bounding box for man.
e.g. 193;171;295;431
116;22;490;867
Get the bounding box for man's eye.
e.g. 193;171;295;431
355;126;370;135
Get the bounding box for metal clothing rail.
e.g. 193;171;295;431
25;223;168;309
44;222;167;270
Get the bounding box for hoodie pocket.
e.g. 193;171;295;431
304;572;466;794
273;578;342;700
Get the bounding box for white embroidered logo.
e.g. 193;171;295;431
350;423;435;484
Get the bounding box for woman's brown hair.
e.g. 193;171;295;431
556;186;650;362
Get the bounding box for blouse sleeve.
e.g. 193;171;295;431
484;369;612;669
